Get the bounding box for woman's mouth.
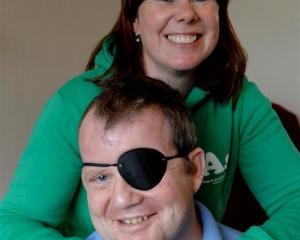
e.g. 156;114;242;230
166;34;200;44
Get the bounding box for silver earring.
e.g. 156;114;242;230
135;34;141;43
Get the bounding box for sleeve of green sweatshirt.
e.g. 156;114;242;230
237;82;300;239
0;73;101;239
0;92;80;239
0;90;90;239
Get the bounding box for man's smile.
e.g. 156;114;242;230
118;213;156;225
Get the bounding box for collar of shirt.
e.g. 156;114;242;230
197;201;224;240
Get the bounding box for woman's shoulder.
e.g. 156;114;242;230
236;76;271;112
57;68;102;103
236;76;278;137
37;68;103;128
56;42;112;107
47;68;103;118
239;76;269;102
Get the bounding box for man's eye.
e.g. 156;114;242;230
90;174;110;183
96;175;108;182
87;173;110;183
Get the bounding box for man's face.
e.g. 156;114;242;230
80;106;204;240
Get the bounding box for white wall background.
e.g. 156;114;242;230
229;0;300;119
1;1;299;199
0;0;120;199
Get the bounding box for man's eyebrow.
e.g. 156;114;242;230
82;166;114;174
82;167;99;176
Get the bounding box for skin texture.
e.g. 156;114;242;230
80;106;205;240
133;0;219;93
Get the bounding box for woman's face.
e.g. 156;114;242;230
133;0;219;79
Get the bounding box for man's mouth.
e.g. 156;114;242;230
166;34;199;44
119;215;152;225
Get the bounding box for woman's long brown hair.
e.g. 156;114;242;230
86;0;247;103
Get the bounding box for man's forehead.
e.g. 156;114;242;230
81;106;173;149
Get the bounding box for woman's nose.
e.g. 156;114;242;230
174;1;199;23
111;175;144;209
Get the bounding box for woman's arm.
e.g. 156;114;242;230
0;73;101;239
238;82;300;239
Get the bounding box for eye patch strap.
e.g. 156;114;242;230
163;154;183;161
82;163;118;167
82;154;183;168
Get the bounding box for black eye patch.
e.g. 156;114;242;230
82;148;183;190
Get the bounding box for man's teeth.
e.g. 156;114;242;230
122;216;149;225
167;35;197;44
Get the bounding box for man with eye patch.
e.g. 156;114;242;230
79;76;240;240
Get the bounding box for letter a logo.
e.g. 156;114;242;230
204;152;225;176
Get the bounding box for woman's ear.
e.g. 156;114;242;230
187;147;205;193
133;17;140;35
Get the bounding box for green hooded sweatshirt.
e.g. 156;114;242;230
0;43;300;240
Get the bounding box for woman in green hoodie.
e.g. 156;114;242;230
1;0;299;239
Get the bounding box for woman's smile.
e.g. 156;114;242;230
134;0;219;85
166;34;199;44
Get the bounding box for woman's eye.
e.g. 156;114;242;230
157;0;174;2
157;0;209;3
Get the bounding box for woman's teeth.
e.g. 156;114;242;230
167;35;198;44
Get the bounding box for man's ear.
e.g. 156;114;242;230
81;169;88;190
187;147;205;193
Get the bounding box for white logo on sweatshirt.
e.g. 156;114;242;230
203;152;229;185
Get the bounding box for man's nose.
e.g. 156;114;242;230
174;1;199;23
111;175;144;209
